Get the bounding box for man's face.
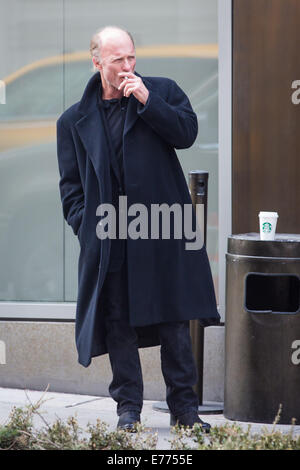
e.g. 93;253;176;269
98;34;136;91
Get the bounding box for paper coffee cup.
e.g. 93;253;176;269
259;211;278;240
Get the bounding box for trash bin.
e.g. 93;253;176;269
224;233;300;424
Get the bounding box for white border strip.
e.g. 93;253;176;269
218;0;232;320
0;302;76;321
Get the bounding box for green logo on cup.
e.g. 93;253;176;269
262;222;272;233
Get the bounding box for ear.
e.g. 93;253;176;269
92;56;102;71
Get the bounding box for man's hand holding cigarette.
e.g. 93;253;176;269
118;72;149;105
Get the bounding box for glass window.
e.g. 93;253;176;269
0;0;64;302
0;0;218;309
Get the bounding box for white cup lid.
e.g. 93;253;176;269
259;211;279;217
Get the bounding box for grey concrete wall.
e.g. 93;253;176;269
0;321;224;402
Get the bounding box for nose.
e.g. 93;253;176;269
122;59;131;71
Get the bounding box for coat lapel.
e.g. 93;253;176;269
123;73;152;137
75;109;109;184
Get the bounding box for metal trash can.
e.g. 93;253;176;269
224;233;300;424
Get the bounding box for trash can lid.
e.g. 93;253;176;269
228;233;300;258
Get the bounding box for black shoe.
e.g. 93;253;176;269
117;411;141;432
170;411;211;433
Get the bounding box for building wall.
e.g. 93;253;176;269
0;322;224;402
232;0;300;234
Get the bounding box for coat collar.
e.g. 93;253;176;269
77;72;100;115
77;71;149;136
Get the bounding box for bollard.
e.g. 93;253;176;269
188;171;223;413
188;171;208;246
188;171;208;404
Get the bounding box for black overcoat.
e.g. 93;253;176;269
56;72;220;367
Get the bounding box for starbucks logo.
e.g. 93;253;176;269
262;222;272;233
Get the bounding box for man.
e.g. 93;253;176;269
56;26;220;432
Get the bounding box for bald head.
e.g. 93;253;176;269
90;26;135;68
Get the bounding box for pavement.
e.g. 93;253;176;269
0;387;299;450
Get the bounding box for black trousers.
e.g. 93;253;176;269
102;259;199;417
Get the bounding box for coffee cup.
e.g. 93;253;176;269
259;211;278;240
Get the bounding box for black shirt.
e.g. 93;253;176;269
100;95;129;272
102;96;128;189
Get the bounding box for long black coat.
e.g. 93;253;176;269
56;72;220;367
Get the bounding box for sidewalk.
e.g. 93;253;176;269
0;387;299;450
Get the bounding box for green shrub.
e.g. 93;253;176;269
170;407;300;450
0;396;157;450
0;395;299;450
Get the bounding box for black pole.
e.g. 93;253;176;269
188;171;208;405
188;171;208;246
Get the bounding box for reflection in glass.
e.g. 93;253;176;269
0;1;64;301
0;0;218;304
